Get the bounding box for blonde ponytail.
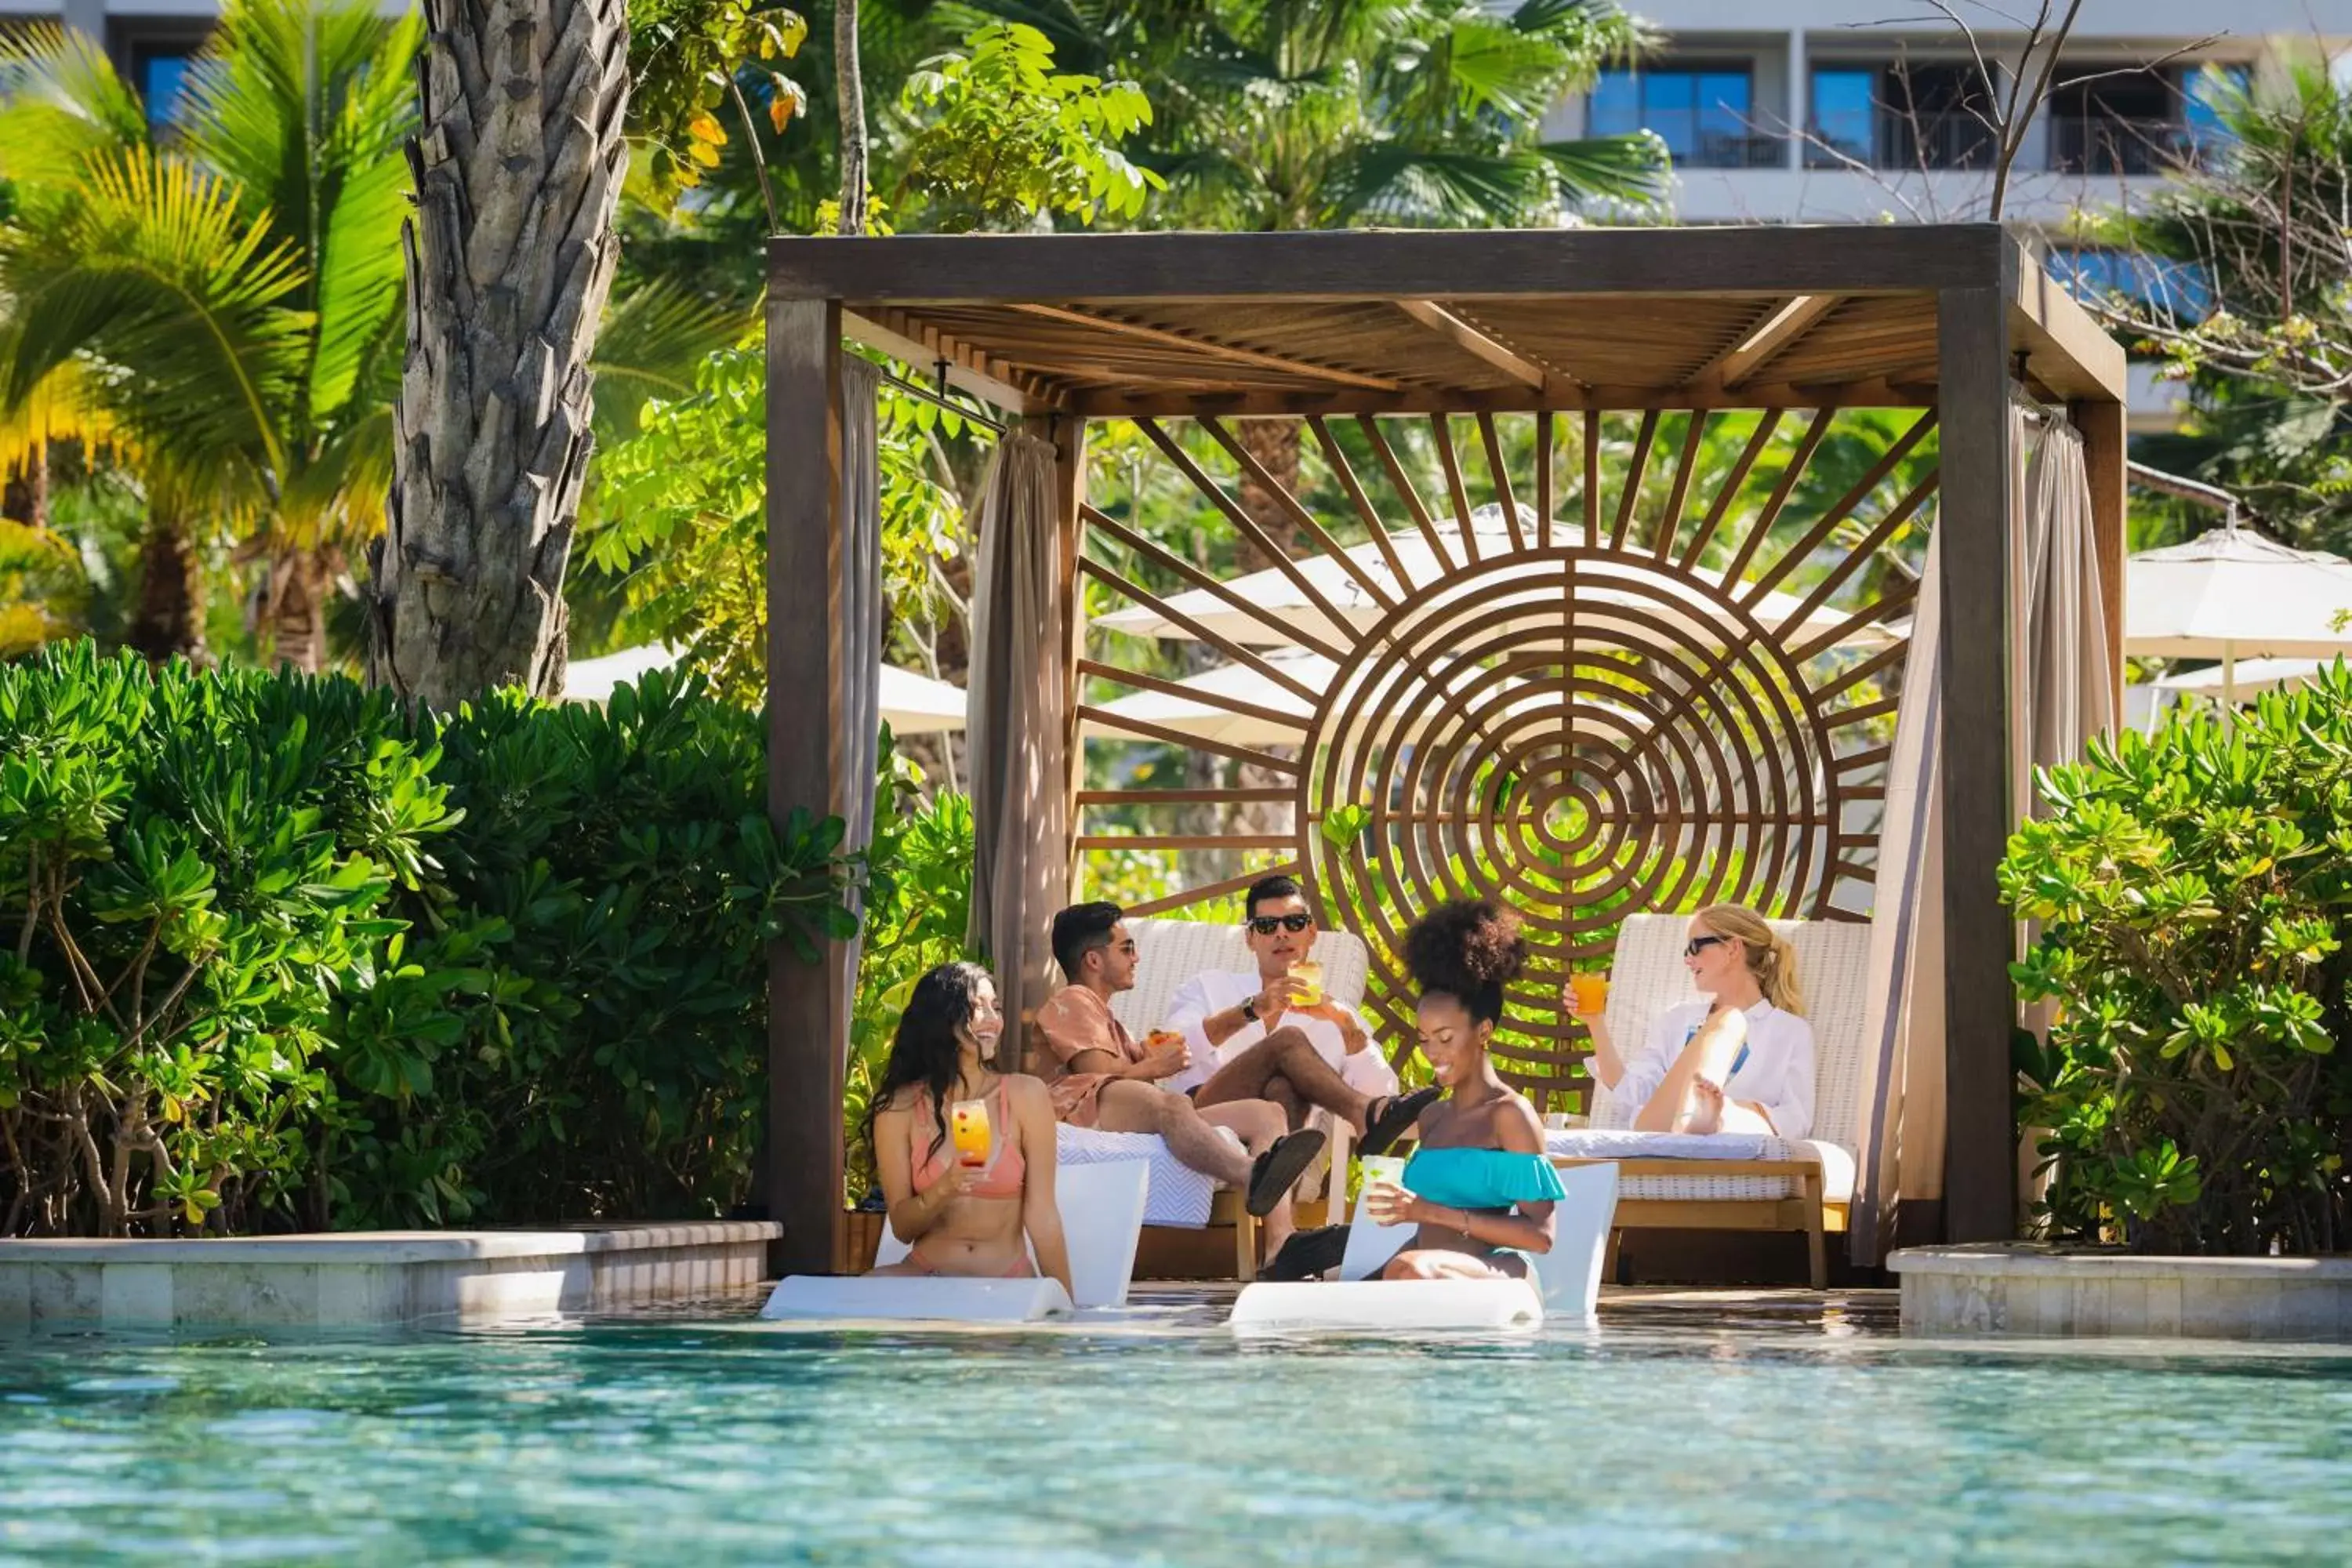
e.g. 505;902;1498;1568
1696;903;1806;1017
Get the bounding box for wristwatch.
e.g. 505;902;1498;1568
1239;996;1258;1023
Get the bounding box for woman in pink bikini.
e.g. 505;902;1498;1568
863;962;1073;1294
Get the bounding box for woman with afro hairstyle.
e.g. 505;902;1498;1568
1362;899;1560;1281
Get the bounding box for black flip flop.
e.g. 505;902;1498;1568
1245;1129;1328;1217
1358;1085;1443;1157
1263;1223;1350;1282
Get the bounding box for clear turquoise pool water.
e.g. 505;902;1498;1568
3;1291;2348;1565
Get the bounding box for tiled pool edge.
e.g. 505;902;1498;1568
0;1222;781;1330
1890;1243;2352;1340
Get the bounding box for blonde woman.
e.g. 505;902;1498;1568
1565;904;1815;1140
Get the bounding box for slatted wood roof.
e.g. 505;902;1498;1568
769;224;2129;419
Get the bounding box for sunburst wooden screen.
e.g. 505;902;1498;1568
1076;407;1936;1106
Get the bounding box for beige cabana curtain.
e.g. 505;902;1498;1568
834;358;884;1052
2009;403;2115;810
964;433;1069;1062
1851;534;1945;1265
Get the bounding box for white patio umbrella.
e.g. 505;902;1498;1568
877;663;968;734
564;644;967;733
2125;527;2352;713
2153;656;2328;703
563;643;681;702
1094;505;1896;654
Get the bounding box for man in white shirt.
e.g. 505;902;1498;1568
1164;875;1438;1156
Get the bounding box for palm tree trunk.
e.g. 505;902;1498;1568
370;0;630;707
125;508;209;666
836;0;867;233
267;548;331;674
1235;418;1302;569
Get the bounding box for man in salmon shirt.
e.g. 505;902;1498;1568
1035;902;1323;1254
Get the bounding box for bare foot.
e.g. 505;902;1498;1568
1685;1078;1726;1135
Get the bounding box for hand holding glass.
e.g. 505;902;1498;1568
949;1098;991;1167
1567;972;1610;1018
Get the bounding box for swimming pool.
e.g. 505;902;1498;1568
2;1291;2347;1564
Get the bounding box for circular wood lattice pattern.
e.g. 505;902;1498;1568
1305;547;1851;1080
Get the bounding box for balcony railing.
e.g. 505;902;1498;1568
2048;114;2197;176
1682;132;1787;170
1802;109;1997;172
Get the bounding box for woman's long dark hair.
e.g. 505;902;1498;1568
860;961;993;1171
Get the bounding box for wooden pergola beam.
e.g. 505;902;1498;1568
1060;375;1936;418
1003;303;1399;391
1392;299;1569;392
846;307;1056;414
1687;294;1842;392
771;224;2013;302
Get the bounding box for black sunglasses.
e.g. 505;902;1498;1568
1685;935;1730;957
1249;913;1313;935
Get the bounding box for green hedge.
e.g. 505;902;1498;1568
0;641;855;1236
2002;666;2352;1255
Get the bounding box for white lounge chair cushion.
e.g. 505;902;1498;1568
1229;1277;1542;1332
760;1276;1074;1322
1057;1125;1214;1229
872;1159;1151;1309
1546;1129;1857;1204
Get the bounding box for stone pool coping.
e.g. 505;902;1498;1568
1889;1243;2352;1340
0;1222;781;1330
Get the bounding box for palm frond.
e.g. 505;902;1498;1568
1327;143;1555;227
176;0;422;434
589;278;759;445
0;350;129;475
0;147;308;494
0;24;151;197
1537;133;1671;206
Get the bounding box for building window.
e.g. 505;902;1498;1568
1589;64;1776;169
2047;62;2251;176
2046;247;2211;319
1806;63;1994;171
110;22;212;128
1807;69;1875;167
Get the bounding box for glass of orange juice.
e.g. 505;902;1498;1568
949;1098;991;1167
1569;972;1610;1016
1292;959;1324;1008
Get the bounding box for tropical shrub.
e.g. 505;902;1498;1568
0;643;857;1235
0;641;452;1234
2001;667;2352;1255
333;667;859;1227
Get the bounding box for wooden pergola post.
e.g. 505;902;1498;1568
764;295;848;1276
1936;279;2017;1243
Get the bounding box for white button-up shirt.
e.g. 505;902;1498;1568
1617;998;1816;1142
1160;967;1401;1102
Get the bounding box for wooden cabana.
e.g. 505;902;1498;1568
762;225;2129;1277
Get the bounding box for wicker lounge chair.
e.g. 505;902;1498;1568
1551;913;1873;1288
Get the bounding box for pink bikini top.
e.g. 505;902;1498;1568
911;1080;1025;1201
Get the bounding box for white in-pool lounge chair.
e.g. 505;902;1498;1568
1036;916;1371;1281
764;1160;1150;1319
1551;913;1873;1288
1228;1160;1619;1330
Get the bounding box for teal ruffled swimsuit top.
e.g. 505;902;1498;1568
1399;1147;1566;1210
